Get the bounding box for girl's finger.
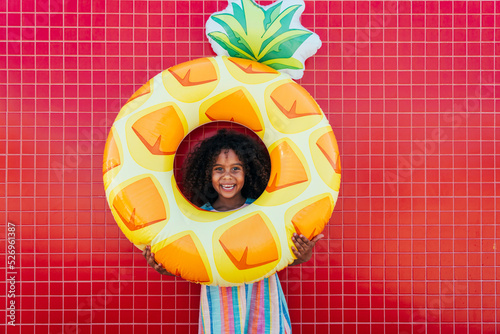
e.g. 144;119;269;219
299;234;310;242
311;234;325;245
148;252;158;266
144;245;153;259
313;234;325;241
295;244;306;254
297;235;309;247
293;238;305;249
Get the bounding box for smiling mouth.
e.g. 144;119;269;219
221;185;236;191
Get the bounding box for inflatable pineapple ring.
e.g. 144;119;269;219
103;0;341;286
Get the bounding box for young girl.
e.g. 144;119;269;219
143;129;323;333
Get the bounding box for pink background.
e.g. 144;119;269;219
2;0;499;333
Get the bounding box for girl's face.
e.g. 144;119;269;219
211;149;245;208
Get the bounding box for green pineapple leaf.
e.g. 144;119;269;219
262;57;304;70
259;30;312;62
209;15;253;57
263;2;282;30
208;31;253;59
259;5;302;52
206;0;321;79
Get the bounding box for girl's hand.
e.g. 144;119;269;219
142;245;175;276
290;233;324;266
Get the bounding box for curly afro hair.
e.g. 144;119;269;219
182;129;271;207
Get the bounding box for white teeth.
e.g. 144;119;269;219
221;185;235;189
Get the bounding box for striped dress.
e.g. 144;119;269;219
199;200;292;334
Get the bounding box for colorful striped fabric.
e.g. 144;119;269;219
199;274;292;334
198;199;292;333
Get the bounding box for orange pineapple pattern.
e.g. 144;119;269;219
103;56;341;286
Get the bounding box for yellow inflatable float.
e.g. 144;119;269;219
103;0;340;286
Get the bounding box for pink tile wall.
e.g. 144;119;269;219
2;0;499;333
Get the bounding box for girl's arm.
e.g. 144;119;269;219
290;233;324;266
143;245;175;276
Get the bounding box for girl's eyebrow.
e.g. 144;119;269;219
212;163;243;167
